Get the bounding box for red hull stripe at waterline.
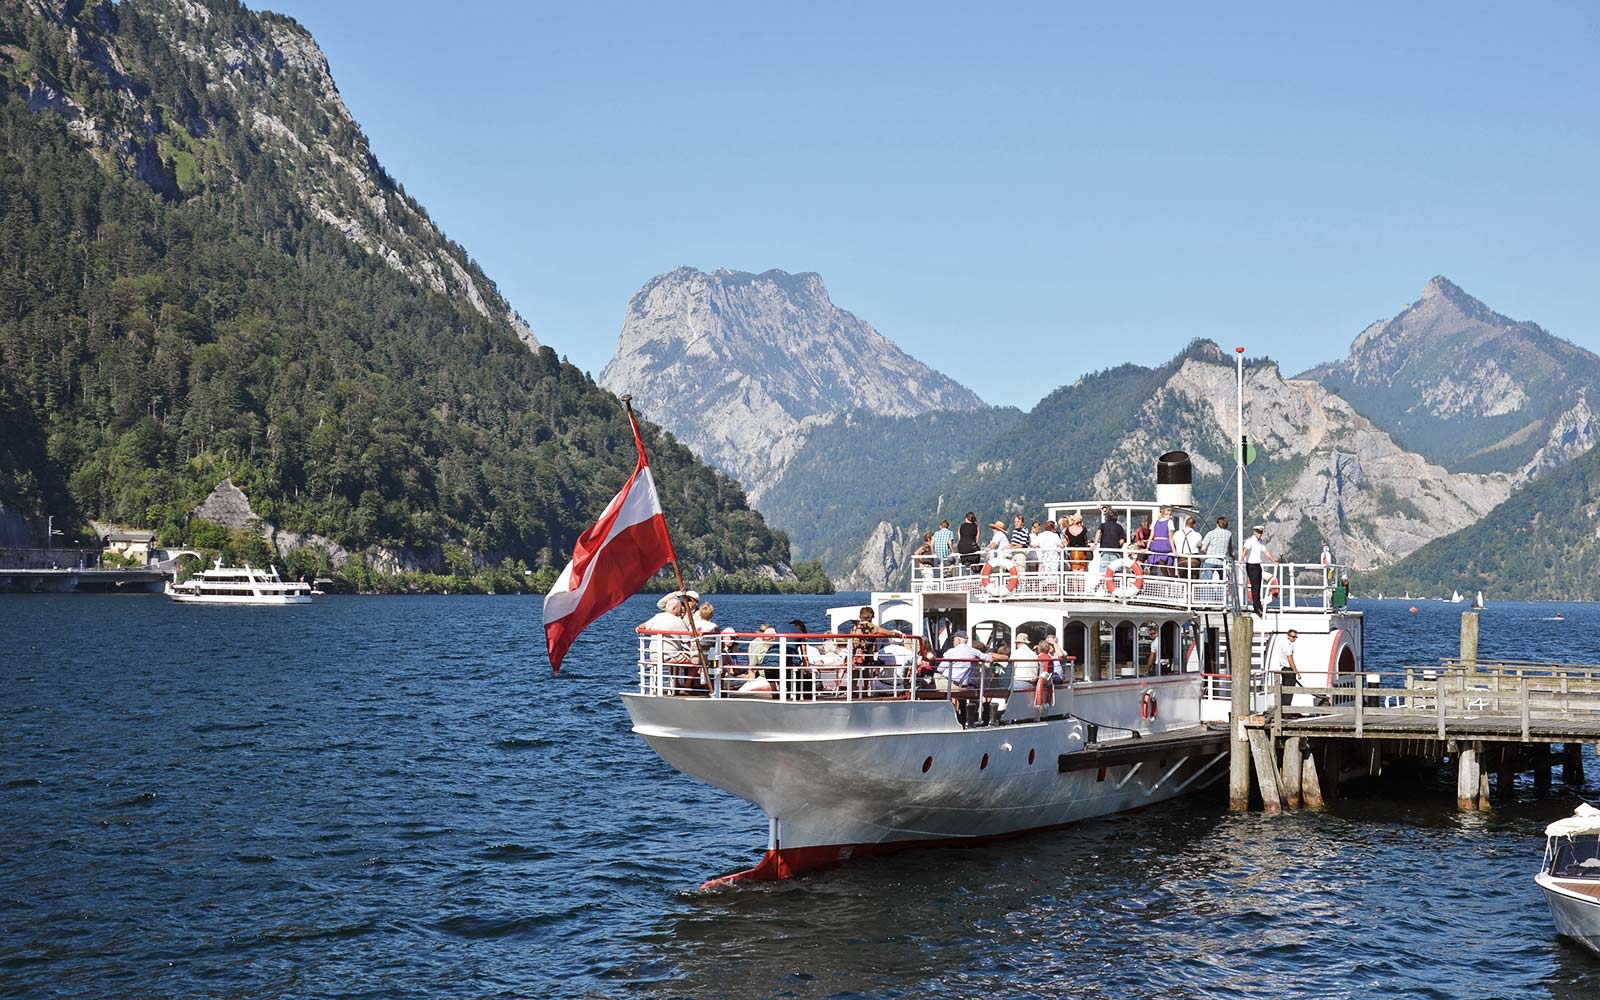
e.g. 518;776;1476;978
542;449;675;672
696;812;1158;890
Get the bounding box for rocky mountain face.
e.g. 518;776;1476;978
0;0;535;349
818;341;1515;590
1300;277;1599;475
1090;344;1512;571
600;267;984;499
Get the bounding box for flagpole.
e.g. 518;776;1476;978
621;395;710;684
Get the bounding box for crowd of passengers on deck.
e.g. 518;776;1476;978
911;507;1238;581
910;507;1350;610
639;591;1072;706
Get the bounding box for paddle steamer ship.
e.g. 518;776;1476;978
625;449;1363;886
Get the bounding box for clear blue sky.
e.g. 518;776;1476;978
256;1;1597;409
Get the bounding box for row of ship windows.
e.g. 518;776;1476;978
922;748;1042;773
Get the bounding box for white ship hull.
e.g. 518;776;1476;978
623;675;1225;883
165;587;312;605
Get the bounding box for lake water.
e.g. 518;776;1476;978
4;593;1600;998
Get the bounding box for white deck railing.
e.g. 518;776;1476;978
910;553;1349;612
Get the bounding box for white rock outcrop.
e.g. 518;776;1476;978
836;521;911;592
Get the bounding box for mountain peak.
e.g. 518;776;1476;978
1417;275;1494;323
602;266;984;496
1300;277;1600;473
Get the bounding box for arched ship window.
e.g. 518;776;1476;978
1017;621;1055;646
1156;621;1180;675
972;620;1011;651
1063;622;1090;682
1115;622;1136;678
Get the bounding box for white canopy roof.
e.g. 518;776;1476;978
1546;803;1600;838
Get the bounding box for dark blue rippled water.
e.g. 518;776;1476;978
4;593;1600;999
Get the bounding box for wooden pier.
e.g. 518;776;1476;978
1231;610;1600;812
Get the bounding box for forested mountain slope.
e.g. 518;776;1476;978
1368;443;1600;602
758;405;1024;572
0;0;796;586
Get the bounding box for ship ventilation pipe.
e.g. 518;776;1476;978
1156;451;1194;509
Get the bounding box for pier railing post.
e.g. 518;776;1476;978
1229;614;1255;811
1436;674;1446;740
1521;677;1530;742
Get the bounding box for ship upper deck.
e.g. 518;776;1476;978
917;498;1351;613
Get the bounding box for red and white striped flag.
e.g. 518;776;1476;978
542;413;676;673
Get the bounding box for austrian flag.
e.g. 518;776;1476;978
542;416;677;673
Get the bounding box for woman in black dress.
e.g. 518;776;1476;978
956;511;981;568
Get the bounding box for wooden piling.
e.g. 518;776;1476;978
1281;737;1304;810
1496;747;1515;801
1457;745;1480;810
1301;742;1326;809
1459;609;1479;667
1228;614;1255;811
1247;729;1284;812
1536;757;1552;792
1565;743;1586;785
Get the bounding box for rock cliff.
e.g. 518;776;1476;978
1090;347;1512;569
0;0;535;349
599;267;983;498
1300;277;1599;474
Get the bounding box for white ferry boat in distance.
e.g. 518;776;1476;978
626;447;1364;886
165;559;313;605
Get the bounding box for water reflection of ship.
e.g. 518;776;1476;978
647;806;1243;997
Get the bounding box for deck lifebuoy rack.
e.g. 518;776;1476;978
1104;557;1144;599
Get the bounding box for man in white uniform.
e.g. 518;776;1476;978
1272;629;1299;708
1241;525;1278;617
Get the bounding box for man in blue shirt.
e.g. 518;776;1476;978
1200;516;1234;581
933;631;991;691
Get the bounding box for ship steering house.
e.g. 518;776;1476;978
625;451;1361;885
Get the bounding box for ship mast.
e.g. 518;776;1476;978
1234;346;1245;608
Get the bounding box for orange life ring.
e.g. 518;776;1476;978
980;561;1020;593
1140;689;1158;720
1264;574;1282;601
1034;673;1053;708
1104;558;1144;598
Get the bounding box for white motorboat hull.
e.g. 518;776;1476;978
165;586;311;605
1538;873;1600;955
622;675;1224;883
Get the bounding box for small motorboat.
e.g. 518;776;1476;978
1537;804;1600;955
